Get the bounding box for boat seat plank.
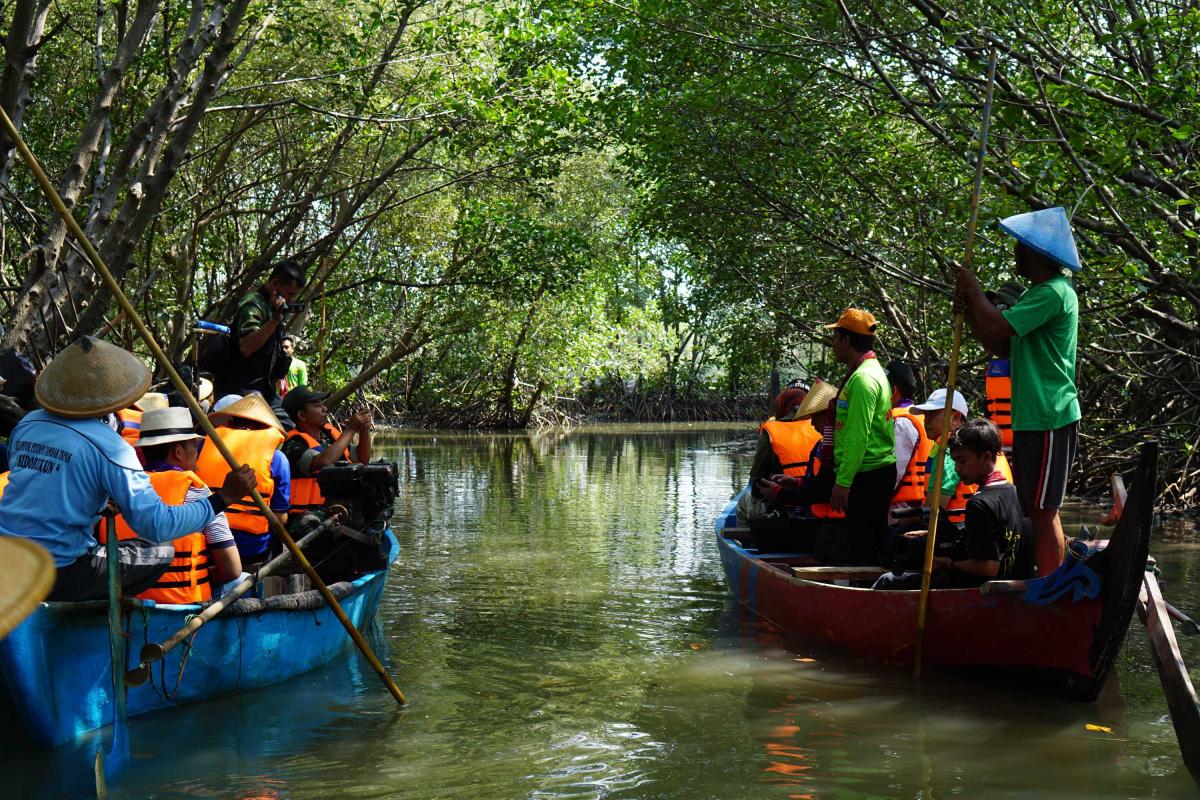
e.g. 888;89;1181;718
791;566;887;582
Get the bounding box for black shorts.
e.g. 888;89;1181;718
1012;422;1078;513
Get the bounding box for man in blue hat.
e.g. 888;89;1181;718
955;207;1081;577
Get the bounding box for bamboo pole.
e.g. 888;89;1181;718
914;48;999;678
0;107;407;706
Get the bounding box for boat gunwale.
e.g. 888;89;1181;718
31;528;400;615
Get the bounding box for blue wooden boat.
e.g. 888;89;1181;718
0;530;398;747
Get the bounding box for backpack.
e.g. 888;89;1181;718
195;321;233;372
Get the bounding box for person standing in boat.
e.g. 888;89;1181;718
0;338;256;601
108;406;242;603
819;308;896;565
885;362;930;526
874;419;1033;589
213;260;306;427
194;393;291;565
281;386;373;516
956;207;1081;575
981;282;1024;458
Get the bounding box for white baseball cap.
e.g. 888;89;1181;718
912;388;968;417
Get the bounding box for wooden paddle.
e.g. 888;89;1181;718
0;106;407;706
914;48;999;678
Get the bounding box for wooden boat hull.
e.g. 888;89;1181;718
0;531;398;747
716;443;1155;700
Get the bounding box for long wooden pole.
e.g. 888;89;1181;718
914;48;999;678
0;107;407;705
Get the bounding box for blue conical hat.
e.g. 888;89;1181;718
997;206;1082;272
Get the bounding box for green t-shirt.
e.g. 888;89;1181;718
287;357;308;389
925;442;960;504
1001;274;1080;431
833;357;896;487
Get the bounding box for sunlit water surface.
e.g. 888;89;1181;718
5;424;1199;799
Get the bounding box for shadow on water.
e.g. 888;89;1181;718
2;423;1198;799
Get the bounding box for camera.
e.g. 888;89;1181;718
285;301;306;314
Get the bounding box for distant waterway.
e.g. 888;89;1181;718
4;423;1199;798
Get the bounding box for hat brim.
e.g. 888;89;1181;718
792;382;839;420
134;431;204;448
283;391;331;416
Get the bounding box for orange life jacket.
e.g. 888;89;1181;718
889;407;932;504
118;408;143;447
760;419;822;480
0;471;8;495
984;359;1013;448
103;469;212;604
945;451;1014;525
193;425;283;534
809;502;846;520
284;424;343;513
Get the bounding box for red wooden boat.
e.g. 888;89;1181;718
716;442;1156;701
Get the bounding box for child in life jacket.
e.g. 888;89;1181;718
874;419;1032;589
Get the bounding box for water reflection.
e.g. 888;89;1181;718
1;423;1197;798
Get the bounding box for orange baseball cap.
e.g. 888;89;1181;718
822;308;878;336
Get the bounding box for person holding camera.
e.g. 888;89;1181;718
281;386;373;516
213;260;306;422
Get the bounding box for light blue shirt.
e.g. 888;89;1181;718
0;410;216;567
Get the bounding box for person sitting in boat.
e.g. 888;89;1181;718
735;380;813;527
751;381;840;508
0;337;256;602
194;393;291;565
886;362;930;526
913;388;1013;528
873;419;1033;589
105;406;242;604
281;385;373;517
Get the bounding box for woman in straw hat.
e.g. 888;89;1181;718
0;338;257;601
194;392;290;564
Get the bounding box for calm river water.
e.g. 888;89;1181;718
7;423;1200;798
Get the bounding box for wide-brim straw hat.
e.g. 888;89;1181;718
791;379;838;421
35;337;151;419
0;536;55;638
197;378;214;404
135;406;204;448
208;392;284;433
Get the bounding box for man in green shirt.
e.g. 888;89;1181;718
281;336;309;394
956;206;1082;576
214;260;305;415
823;308;896;565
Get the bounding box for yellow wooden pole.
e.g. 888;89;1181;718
0;106;406;705
914;48;999;678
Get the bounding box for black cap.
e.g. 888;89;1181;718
282;385;331;419
885;362;918;398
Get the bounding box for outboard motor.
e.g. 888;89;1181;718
286;461;398;581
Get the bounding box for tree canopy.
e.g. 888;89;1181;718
0;0;1196;501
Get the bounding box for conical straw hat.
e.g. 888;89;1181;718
35;337;151;419
0;536;55;638
791;379;839;421
208;392;284;432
